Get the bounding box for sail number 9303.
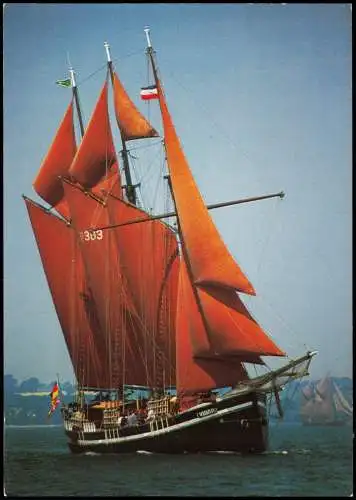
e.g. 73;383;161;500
79;230;103;242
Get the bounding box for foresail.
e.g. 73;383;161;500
33;100;76;218
69;81;119;188
154;79;255;296
24;197;105;388
113;72;158;140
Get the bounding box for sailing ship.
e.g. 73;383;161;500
23;28;317;454
300;377;353;426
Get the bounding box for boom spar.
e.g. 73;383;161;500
92;191;285;231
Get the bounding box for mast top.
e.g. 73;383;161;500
144;26;152;49
68;67;76;88
104;41;112;63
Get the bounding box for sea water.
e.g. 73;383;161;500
4;422;353;496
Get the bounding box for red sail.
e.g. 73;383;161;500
69;81;119;189
24;197;108;388
33;100;76;218
152;69;285;370
105;195;179;386
195;285;285;358
113;72;158;141
91;161;122;199
62;179;149;387
176;259;248;394
155;80;255;295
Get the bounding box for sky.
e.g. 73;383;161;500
4;4;352;384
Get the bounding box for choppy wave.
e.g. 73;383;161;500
136;450;154;455
266;448;311;455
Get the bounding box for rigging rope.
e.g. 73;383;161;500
159;60;254;167
130;143;165;213
76;50;144;87
254;197;282;279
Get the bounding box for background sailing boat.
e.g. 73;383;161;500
300;376;353;426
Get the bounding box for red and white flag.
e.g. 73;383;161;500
140;85;158;101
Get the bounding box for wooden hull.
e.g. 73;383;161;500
64;392;268;454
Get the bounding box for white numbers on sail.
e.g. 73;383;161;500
79;230;103;242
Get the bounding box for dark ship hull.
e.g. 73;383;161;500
63;391;268;454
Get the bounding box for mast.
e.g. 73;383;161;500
68;64;87;399
104;41;137;206
69;66;85;139
144;27;160;106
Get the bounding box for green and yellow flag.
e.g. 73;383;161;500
56;78;71;88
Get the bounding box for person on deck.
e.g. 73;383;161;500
127;410;138;427
120;412;128;427
138;407;146;424
146;408;155;421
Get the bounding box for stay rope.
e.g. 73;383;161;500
76;50;144;87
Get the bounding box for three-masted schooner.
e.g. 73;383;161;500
23;28;317;454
